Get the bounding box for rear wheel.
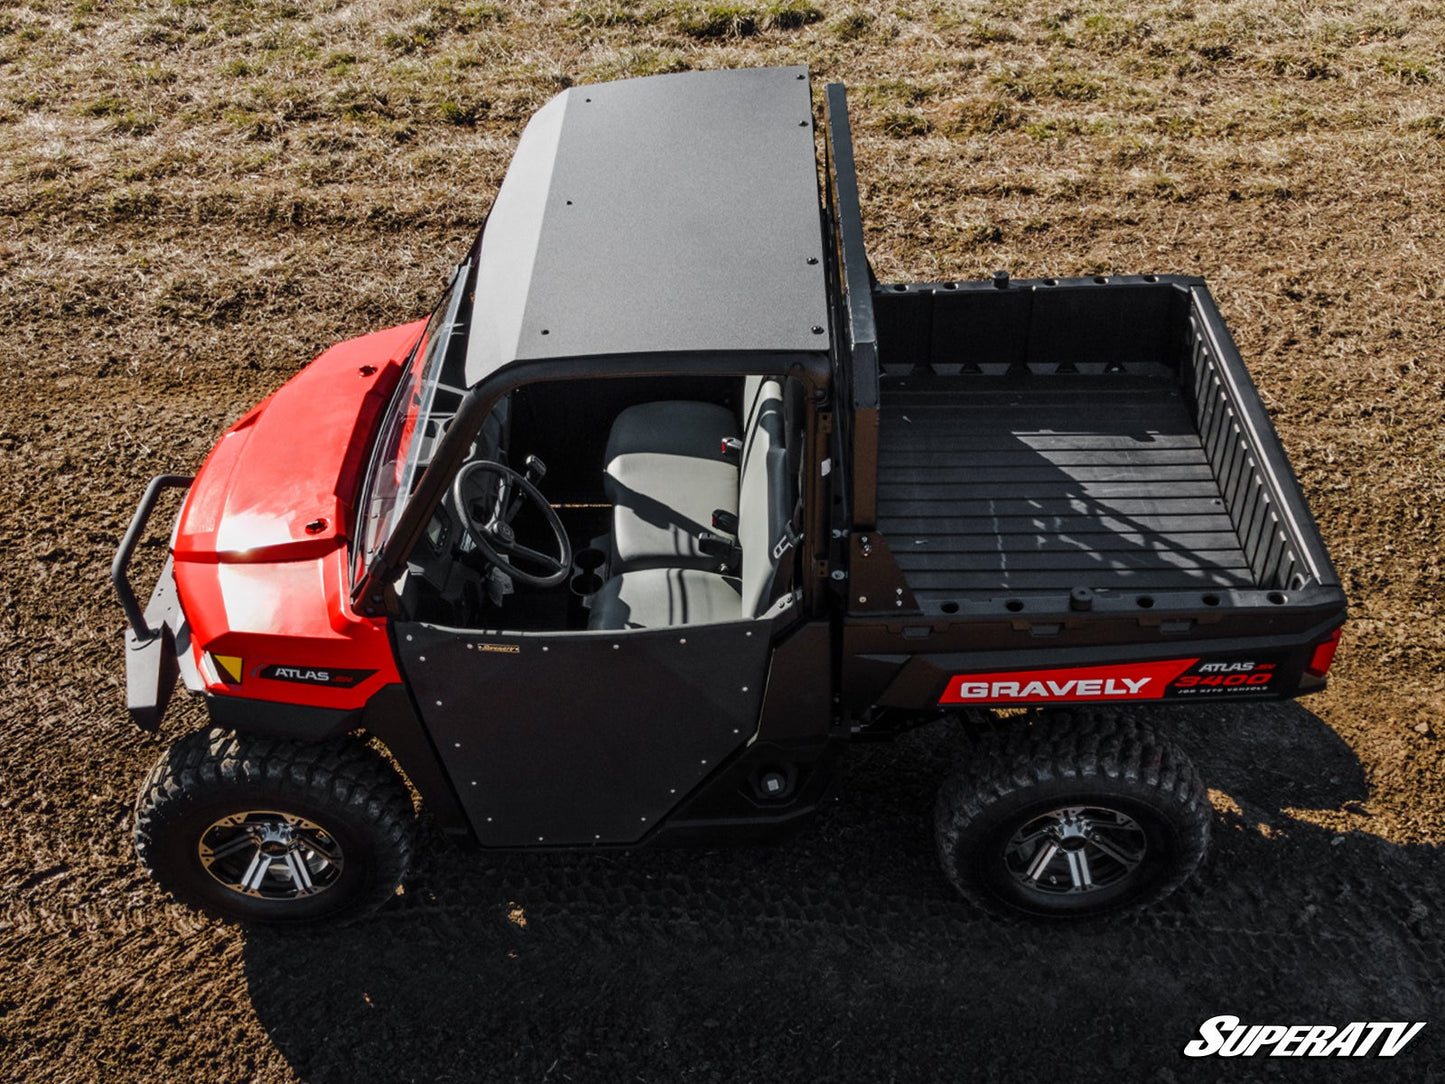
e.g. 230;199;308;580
135;727;415;925
935;712;1210;919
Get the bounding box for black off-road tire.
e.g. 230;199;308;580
134;727;416;925
935;711;1211;919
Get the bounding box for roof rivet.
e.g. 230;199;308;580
811;325;824;334
806;257;818;265
540;329;550;335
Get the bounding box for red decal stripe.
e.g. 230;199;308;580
940;660;1199;705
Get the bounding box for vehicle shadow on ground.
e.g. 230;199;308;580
243;703;1443;1083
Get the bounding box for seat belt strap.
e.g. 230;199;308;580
768;493;806;599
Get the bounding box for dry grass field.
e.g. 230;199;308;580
2;1;1443;1081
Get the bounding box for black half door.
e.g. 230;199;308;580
393;619;772;846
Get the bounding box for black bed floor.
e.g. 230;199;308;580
875;374;1254;602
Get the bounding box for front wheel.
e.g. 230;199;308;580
134;727;416;925
935;712;1210;919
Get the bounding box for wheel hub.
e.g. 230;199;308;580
1004;805;1147;895
256;822;294;854
198;811;343;901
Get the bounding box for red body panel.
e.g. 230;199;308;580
172;319;425;709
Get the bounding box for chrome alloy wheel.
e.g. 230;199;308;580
197;811;344;900
1003;805;1147;895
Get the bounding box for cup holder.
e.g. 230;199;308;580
570;547;607;597
571;573;603;596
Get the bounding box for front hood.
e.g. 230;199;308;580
169;320;422;708
174;320;422;565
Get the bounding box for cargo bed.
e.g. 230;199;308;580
864;277;1335;613
878;372;1249;597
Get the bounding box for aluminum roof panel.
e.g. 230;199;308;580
466;66;830;386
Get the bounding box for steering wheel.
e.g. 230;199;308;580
451;460;572;588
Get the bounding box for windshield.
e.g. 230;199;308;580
353;261;472;581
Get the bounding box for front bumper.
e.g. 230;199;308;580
122;558;193;730
112;475;197;730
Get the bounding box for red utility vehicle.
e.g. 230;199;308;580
114;67;1346;924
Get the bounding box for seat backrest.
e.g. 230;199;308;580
740;375;767;458
738;379;792;618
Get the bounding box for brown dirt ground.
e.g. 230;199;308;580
1;0;1442;1080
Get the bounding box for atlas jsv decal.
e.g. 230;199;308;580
940;657;1284;705
257;664;378;688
